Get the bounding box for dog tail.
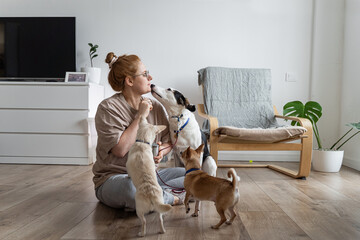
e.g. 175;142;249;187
227;168;240;190
154;202;172;213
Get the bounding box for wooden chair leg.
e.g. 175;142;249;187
269;140;312;179
297;136;313;177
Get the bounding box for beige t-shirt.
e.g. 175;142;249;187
92;93;170;189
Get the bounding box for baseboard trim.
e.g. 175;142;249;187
218;151;300;162
343;155;360;171
0;156;91;165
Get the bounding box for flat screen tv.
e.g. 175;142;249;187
0;17;76;81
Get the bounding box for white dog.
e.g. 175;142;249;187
150;84;217;176
126;116;172;237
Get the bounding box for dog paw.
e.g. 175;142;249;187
211;225;219;229
225;221;232;225
186;207;190;214
191;213;198;217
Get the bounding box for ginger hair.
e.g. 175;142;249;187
105;52;141;92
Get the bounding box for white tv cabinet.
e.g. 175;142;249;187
0;81;104;165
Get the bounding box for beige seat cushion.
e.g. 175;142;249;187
213;126;307;142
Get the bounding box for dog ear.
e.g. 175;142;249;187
185;99;196;112
186;105;196;112
195;144;204;154
182;146;191;159
155;125;167;134
174;90;186;107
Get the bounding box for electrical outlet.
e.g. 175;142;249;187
285;72;296;82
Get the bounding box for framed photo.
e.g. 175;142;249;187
65;72;88;82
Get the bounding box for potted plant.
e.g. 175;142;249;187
283;101;360;172
81;43;101;84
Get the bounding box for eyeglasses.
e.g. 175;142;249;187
133;70;150;78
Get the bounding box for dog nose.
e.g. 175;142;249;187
151;84;155;89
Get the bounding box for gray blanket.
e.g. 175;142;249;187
198;67;280;133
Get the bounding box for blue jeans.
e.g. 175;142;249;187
95;167;185;209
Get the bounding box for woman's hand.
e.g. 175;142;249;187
154;141;163;163
111;98;153;158
137;98;153;118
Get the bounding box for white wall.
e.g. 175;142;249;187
2;0;356;165
310;0;344;149
341;0;360;171
0;0;313;107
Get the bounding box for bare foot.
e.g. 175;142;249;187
173;196;180;205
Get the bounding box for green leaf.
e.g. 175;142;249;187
346;121;360;130
90;46;97;53
283;100;322;123
88;43;99;66
283;100;323;148
304;101;322;123
283;101;304;126
283;101;303;115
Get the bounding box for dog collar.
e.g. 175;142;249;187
171;114;183;122
173;117;190;138
185;168;201;175
135;139;150;145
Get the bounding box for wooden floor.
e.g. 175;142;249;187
1;162;360;240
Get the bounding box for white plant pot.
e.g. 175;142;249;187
81;67;101;84
312;149;344;172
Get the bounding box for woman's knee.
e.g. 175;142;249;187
96;174;137;209
158;167;185;179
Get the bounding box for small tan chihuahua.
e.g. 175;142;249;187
127;116;172;237
182;144;240;229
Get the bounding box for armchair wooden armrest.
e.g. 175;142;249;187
273;105;313;137
275;115;313;129
273;105;311;127
197;104;219;137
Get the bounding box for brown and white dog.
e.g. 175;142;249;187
182;144;240;229
150;84;217;177
126;116;172;237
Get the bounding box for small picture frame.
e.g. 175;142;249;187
65;72;88;83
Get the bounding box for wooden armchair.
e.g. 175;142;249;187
197;67;313;179
198;104;313;179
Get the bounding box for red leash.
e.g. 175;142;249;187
156;170;185;194
156;137;185;194
158;136;178;153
